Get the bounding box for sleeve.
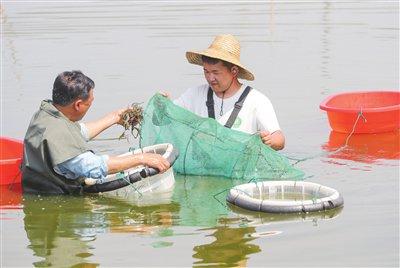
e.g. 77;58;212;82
79;123;90;141
54;151;109;180
256;94;281;133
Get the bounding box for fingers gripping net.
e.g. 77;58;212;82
140;94;304;181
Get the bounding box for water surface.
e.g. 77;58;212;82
1;1;399;267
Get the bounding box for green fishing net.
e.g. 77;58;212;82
140;94;304;181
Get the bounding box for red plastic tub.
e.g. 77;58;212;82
0;137;23;185
320;91;400;133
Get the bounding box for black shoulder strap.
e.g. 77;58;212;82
206;87;215;119
224;86;252;128
205;86;252;128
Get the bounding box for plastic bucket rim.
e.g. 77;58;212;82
320;90;400;113
0;158;22;164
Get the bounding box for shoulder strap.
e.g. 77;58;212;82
206;87;215;119
224;86;252;128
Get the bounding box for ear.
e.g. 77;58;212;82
231;66;239;76
73;99;82;111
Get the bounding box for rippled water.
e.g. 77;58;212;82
1;1;399;267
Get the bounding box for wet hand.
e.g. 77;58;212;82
140;153;170;173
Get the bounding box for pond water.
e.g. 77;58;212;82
1;1;399;267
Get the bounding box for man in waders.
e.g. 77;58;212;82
174;34;285;150
22;70;169;195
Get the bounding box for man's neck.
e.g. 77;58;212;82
215;79;242;98
54;104;77;122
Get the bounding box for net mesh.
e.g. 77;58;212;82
140;94;304;181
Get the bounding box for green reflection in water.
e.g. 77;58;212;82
23;195;101;267
172;174;241;227
22;174;342;267
151;241;174;248
22;194;180;267
193;226;261;268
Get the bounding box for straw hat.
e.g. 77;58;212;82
186;34;255;81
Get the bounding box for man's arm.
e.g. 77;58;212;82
106;153;169;174
55;151;170;180
83;108;127;140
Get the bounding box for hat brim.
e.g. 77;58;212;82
186;49;255;81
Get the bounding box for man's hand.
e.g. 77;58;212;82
259;130;285;151
260;130;273;146
113;107;129;126
95;107;129;127
159;91;170;99
139;153;170;173
84;107;129;139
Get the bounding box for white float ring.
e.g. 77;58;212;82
227;181;344;213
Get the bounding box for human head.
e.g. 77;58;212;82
201;55;240;93
52;71;95;121
186;34;254;81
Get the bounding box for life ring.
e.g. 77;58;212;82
84;143;178;193
227;181;344;213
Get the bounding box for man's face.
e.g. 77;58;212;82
75;89;94;121
203;61;234;93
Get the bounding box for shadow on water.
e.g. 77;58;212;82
322;130;400;164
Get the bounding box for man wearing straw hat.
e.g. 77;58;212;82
174;34;285;150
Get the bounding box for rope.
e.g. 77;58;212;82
343;108;367;149
212;177;259;208
286;109;367;166
212;188;229;208
7;170;21;191
91;137;127;141
323;108;366;155
121;174;143;197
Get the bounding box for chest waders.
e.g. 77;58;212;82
22;100;88;195
206;86;252;128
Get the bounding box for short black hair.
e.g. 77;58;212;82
52;70;94;106
201;55;235;70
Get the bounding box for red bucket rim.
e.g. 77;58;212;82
320;90;400;113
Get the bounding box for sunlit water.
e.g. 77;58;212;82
1;1;399;267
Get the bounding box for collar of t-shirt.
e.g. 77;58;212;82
212;84;245;120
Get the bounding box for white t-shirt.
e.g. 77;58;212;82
174;84;281;134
